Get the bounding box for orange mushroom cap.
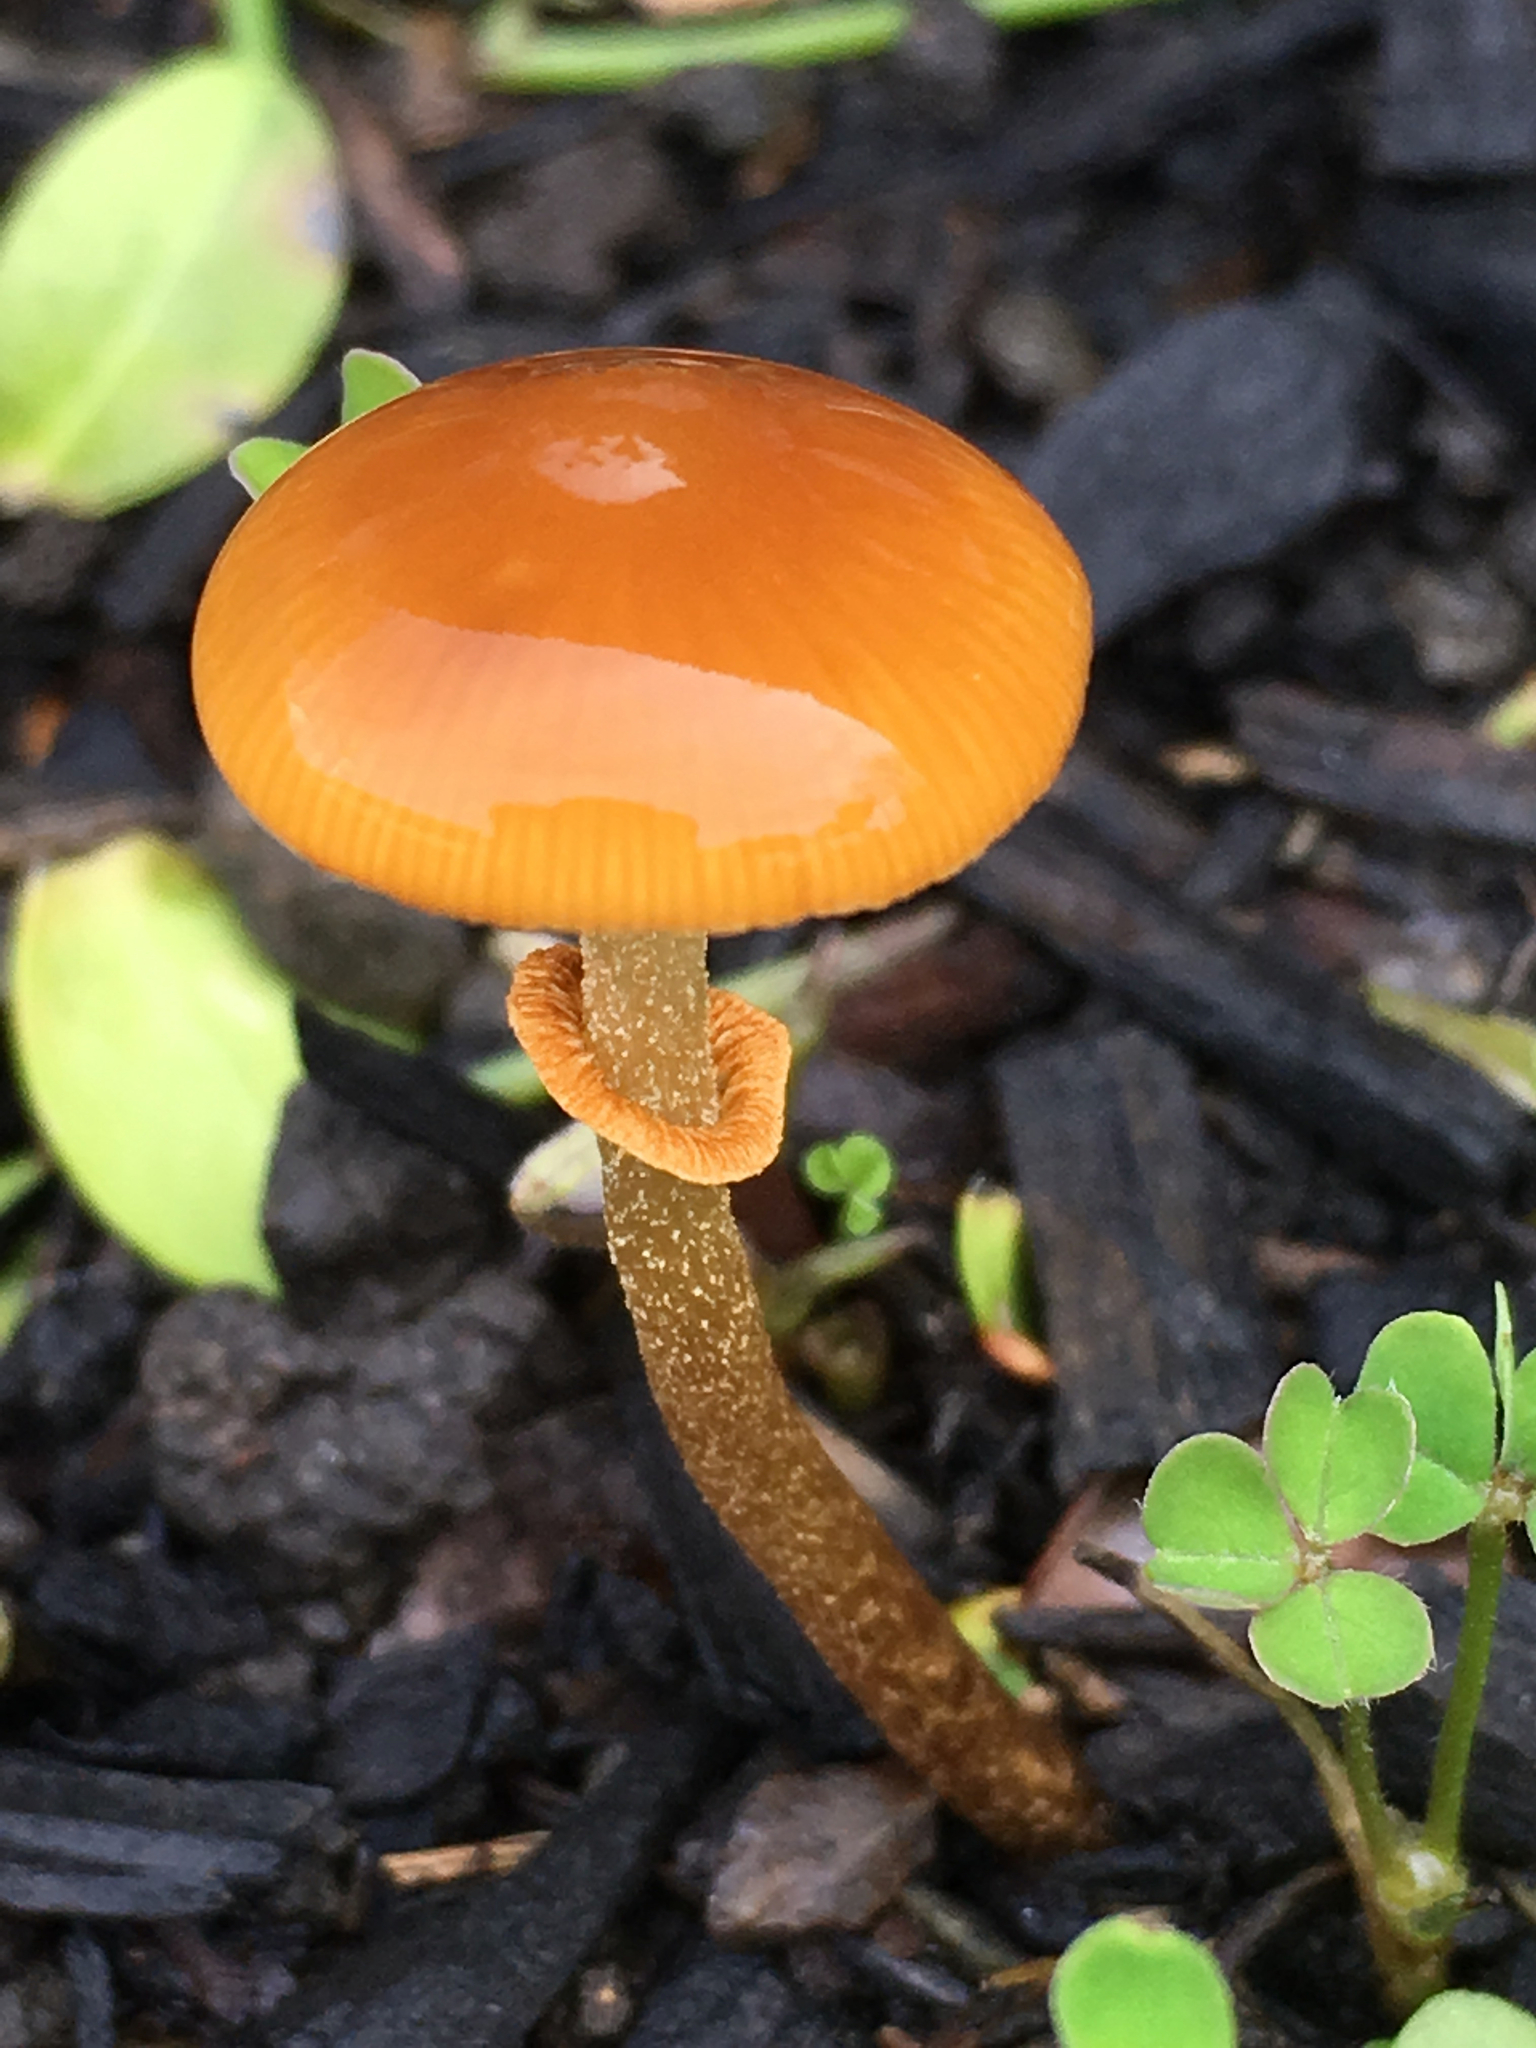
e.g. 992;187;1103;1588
192;349;1090;934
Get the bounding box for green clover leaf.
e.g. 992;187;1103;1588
802;1132;894;1239
1263;1362;1414;1545
1248;1571;1433;1707
1143;1435;1300;1610
1356;1312;1495;1542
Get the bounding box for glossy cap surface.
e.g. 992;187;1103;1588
193;349;1091;933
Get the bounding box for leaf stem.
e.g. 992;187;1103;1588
219;0;287;68
1424;1511;1507;1862
1340;1701;1397;1872
471;0;1173;95
1078;1547;1451;2017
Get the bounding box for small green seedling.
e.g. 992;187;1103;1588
954;1180;1033;1339
801;1131;894;1238
1049;1915;1235;2048
231;347;421;498
1132;1293;1536;2018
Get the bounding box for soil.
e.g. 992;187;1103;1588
4;1;1536;2044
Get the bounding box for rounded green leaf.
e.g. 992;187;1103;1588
1143;1436;1300;1609
0;48;345;515
1394;1990;1536;2047
1248;1572;1432;1706
10;832;301;1292
1049;1916;1235;2048
1264;1363;1414;1544
1357;1312;1494;1542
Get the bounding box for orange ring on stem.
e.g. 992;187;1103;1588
509;943;790;1184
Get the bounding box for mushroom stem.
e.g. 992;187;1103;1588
579;928;1099;1853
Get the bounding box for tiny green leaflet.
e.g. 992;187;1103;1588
229;349;422;498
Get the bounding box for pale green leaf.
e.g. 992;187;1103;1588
229;434;309;498
1367;982;1536;1116
1263;1363;1413;1544
1049;1916;1235;2048
0;49;345;515
1394;1989;1536;2047
1496;1282;1518;1459
1248;1572;1432;1707
1357;1312;1494;1542
953;1182;1031;1335
10;832;301;1292
1143;1436;1300;1610
340;347;420;423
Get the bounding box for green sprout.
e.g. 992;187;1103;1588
1123;1292;1536;2018
1049;1915;1536;2048
231;347;421;497
800;1131;895;1238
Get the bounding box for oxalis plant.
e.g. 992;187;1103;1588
1047;1914;1536;2048
1094;1290;1536;2019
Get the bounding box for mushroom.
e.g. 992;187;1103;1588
191;348;1096;1851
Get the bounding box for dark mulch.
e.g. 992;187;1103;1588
5;0;1536;2042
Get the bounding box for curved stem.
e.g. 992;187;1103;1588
1424;1511;1507;1864
580;928;1099;1852
471;0;1172;95
220;0;287;68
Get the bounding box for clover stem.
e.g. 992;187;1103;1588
1424;1510;1507;1864
1096;1555;1451;2016
1340;1702;1396;1873
579;928;1099;1852
220;0;285;67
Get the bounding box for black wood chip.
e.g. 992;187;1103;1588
626;1942;856;2048
1232;680;1536;854
1370;0;1536;179
964;812;1536;1206
63;1925;114;2048
1359;188;1536;434
264;1703;727;2048
0;1752;358;1923
1008;272;1388;641
295;1002;538;1191
993;1026;1274;1489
